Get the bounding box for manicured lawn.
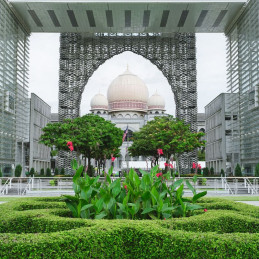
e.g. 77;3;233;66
0;197;258;258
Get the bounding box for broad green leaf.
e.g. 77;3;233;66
108;166;113;176
148;213;159;220
176;184;184;200
65;201;78;218
162;213;171;219
61;195;79;202
95;198;104;213
192;191;207;203
112;183;121;197
73;165;84;183
171;179;183;191
193;174;198;183
81;204;93;211
186;203;203;211
71;159;78;170
141;207;155;214
106;174;111;184
95;212;107;219
133;171;141;187
186;180;196;195
123;193;129;207
158;199;163;212
141;191;151;201
161;206;176;213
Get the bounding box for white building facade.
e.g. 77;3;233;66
205;93;239;175
90;67;167;171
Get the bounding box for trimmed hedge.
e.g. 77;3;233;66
0;197;258;258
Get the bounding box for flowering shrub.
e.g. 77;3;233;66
62;160;207;220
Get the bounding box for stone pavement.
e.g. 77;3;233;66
236;201;259;206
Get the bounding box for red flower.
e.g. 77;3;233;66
198;164;202;169
111;157;116;162
156;172;163;177
204;209;208;212
192;162;196;169
157;149;163;155
124;185;127;190
67;141;74;151
163;218;166;220
165;163;173;169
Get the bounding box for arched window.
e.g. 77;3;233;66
125;114;131;119
132;114;138;118
117;114;123;118
199;128;205;133
155;111;159;114
97;111;101;114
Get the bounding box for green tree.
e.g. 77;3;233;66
40;168;45;176
255;163;259;177
198;148;205;161
203;167;209;177
46;168;51;177
15;165;22;177
128;116;205;174
54;168;59;176
60;168;65;175
40;114;124;175
29;168;35;177
235;163;242;177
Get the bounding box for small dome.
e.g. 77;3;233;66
148;92;165;110
90;93;108;110
107;67;149;112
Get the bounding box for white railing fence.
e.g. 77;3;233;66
0;176;258;196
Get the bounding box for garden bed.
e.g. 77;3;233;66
0;197;258;258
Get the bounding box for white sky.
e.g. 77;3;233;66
28;33;227;115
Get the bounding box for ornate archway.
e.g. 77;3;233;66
58;33;197;172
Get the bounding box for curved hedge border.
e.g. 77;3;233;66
0;197;258;258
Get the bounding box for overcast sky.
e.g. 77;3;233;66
29;33;227;115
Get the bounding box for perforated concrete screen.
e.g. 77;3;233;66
9;0;245;33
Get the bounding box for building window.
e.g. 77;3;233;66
225;115;231;120
225;130;232;136
233;115;238;120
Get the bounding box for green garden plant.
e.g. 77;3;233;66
29;168;35;177
201;178;207;186
46;168;51;177
255;163;259;177
62;160;207;220
0;168;2;177
14;165;22;177
235;163;242;177
60;168;65;175
40;168;45;176
203;167;209;176
54;168;59;175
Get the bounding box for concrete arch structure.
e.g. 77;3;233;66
58;32;197;172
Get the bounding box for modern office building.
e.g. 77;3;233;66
205;93;239;175
28;93;51;174
0;0;29;176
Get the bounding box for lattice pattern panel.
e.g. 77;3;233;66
58;33;197;173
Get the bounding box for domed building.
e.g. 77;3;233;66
90;67;167;171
